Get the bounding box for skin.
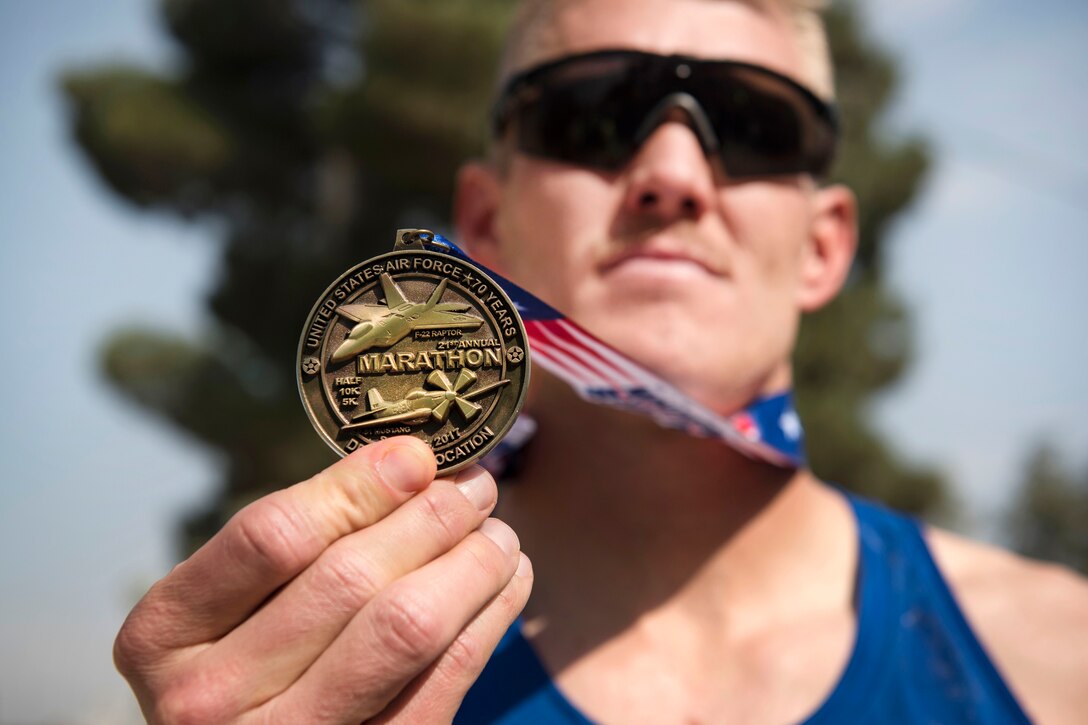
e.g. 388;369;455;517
115;0;1088;723
455;0;1088;722
471;0;848;415
114;439;533;724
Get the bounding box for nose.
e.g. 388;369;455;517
621;113;715;222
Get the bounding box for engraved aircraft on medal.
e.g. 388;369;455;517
298;228;530;475
344;369;510;430
330;273;483;363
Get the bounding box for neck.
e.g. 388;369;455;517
499;377;856;669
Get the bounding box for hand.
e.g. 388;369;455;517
114;437;532;724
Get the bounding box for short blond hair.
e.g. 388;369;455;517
499;0;835;100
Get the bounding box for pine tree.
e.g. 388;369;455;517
60;0;942;556
795;6;942;514
1008;445;1088;574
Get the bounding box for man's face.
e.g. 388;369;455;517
458;0;854;415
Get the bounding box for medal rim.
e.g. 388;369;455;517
297;247;531;475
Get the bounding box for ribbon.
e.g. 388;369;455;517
421;233;806;470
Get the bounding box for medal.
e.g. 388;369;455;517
301;229;804;476
297;229;530;475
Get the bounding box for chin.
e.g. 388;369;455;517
587;297;726;357
586;315;763;414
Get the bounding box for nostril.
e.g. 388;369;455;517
681;198;697;214
639;192;658;208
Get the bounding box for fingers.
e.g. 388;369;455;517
116;437;435;669
254;520;524;724
199;466;499;709
372;553;534;725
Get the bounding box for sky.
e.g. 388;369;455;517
0;0;1086;722
863;0;1088;530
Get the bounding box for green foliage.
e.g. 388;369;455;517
61;0;943;555
794;4;941;514
324;0;512;202
1008;445;1088;574
61;68;235;208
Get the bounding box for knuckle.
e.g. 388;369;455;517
417;485;471;545
465;536;508;583
154;680;229;725
316;545;384;609
372;588;444;664
230;496;312;577
442;629;486;676
314;442;393;494
493;582;521;615
326;465;384;530
113;591;171;674
113;615;151;676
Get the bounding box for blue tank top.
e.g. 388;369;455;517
456;495;1032;724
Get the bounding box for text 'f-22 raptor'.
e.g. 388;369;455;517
330;274;483;363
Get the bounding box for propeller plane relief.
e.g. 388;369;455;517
344;369;511;430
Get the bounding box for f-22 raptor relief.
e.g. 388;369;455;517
330;274;483;363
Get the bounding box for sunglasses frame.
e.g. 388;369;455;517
491;49;841;178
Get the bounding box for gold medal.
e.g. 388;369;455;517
297;229;530;475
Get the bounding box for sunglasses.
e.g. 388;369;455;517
491;49;840;179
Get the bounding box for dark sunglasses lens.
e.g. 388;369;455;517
695;67;831;177
501;53;836;177
512;56;655;169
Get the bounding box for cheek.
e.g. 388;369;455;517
495;162;618;309
726;185;809;297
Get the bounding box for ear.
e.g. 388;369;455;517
453;160;506;273
797;184;858;312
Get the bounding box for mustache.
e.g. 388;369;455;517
601;218;727;277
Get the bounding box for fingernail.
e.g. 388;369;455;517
456;469;496;512
479;518;519;557
377;443;431;492
515;552;532;578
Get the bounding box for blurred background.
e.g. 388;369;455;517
1;0;1085;722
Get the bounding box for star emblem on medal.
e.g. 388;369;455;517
301;357;321;375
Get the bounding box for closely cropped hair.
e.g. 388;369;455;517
499;0;835;100
785;0;834;99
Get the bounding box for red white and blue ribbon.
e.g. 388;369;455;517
423;233;806;470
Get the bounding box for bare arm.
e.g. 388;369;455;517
928;528;1088;725
115;437;532;724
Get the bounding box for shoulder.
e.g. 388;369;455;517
926;527;1088;725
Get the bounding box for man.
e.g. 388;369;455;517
114;0;1088;722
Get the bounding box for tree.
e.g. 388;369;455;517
795;6;941;514
60;0;942;557
1008;445;1088;574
